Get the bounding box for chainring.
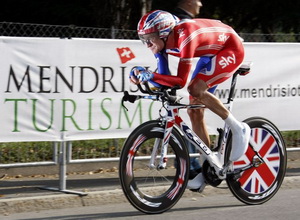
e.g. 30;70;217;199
202;160;223;187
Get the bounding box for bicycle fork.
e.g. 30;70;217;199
149;109;176;170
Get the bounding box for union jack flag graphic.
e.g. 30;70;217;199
233;128;280;194
126;134;147;177
167;157;186;200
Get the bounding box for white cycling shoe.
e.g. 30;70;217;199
230;122;251;161
186;172;206;193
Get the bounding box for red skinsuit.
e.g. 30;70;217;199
153;19;244;88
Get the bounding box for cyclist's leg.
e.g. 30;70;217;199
188;49;250;162
189;77;250;162
187;57;211;180
188;78;229;118
187;98;210;146
186;58;216;191
187;56;217;148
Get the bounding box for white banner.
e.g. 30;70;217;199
0;37;299;142
204;43;300;134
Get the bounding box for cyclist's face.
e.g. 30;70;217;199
139;33;165;54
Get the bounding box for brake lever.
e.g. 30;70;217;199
122;91;141;111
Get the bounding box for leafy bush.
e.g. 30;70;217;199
0;131;299;164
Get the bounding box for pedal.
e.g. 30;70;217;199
227;170;242;181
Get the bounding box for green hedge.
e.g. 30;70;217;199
0;131;299;164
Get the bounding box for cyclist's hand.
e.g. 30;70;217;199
137;70;154;83
129;66;145;84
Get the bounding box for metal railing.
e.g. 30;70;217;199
0;22;138;39
1;131;300;167
1;22;300;42
0;142;58;168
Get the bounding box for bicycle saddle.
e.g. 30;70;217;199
237;61;253;75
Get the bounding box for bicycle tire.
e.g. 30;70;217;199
119;120;189;214
226;117;287;205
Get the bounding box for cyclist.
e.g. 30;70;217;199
129;10;250;191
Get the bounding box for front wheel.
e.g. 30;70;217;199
119;120;189;214
226;117;287;205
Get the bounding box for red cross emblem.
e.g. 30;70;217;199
116;47;136;64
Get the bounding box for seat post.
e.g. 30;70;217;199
227;72;239;104
226;62;251;105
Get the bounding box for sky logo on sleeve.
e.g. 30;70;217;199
116;47;136;64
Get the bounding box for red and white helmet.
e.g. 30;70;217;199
137;10;179;38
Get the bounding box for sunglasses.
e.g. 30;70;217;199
139;33;160;46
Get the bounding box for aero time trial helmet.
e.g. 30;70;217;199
137;10;179;39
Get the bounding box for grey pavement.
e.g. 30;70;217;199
0;161;300;216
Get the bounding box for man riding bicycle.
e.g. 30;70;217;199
129;10;250;191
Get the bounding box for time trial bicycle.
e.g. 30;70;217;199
119;63;287;214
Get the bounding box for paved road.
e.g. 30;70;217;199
4;187;300;220
1;165;299;218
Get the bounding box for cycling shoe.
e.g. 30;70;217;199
187;172;206;193
230;122;251;161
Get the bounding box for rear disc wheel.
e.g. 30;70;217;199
226;117;287;204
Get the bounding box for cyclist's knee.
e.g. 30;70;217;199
188;84;200;98
188;78;208;99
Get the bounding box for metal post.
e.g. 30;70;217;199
59;141;67;191
53;142;58;164
39;141;87;196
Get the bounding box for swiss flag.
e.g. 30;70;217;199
116;47;136;64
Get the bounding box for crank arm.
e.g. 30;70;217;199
226;164;254;180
